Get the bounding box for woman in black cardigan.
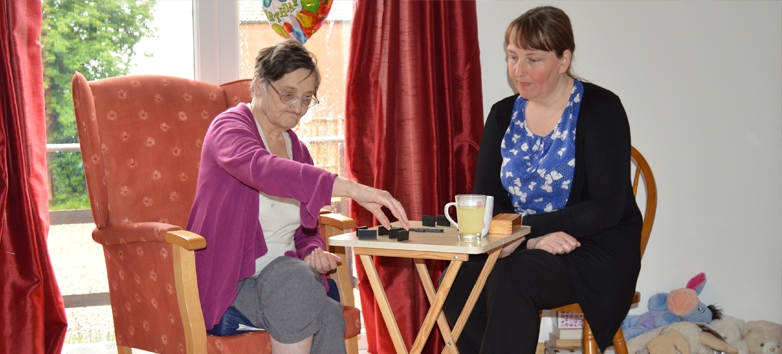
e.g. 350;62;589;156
443;6;643;353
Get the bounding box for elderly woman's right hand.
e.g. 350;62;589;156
333;177;410;230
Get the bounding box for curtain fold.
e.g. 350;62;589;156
345;0;483;352
0;0;68;353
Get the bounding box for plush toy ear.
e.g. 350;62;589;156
647;330;691;354
700;331;738;354
649;292;669;311
687;272;707;294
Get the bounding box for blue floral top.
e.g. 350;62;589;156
500;80;583;215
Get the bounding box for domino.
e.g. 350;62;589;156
387;227;402;239
389;227;407;240
357;228;377;240
437;215;450;227
422;215;436;227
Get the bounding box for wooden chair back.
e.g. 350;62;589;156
546;146;657;354
631;146;656;258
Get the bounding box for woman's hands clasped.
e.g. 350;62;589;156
527;231;580;255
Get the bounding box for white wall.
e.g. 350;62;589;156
477;0;782;335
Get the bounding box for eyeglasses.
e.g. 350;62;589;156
267;83;319;108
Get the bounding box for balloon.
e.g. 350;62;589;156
262;0;334;44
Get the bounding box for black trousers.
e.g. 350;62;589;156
442;249;579;354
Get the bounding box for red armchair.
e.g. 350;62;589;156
71;72;360;354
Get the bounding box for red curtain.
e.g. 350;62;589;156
0;1;68;353
345;0;483;352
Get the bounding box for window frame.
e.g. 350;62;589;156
193;0;241;85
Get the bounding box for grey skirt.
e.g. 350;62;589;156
232;256;346;352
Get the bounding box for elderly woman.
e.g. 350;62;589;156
188;39;409;353
443;6;643;354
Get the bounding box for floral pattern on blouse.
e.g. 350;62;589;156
500;80;584;215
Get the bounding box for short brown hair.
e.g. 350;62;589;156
505;6;575;77
251;39;320;95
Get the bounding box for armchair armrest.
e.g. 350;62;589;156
92;222;183;246
319;213;356;247
318;213;356;308
92;223;207;252
166;230;207;251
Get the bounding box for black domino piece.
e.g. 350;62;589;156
378;225;389;235
396;229;409;241
422;215;436;227
388;227;404;239
357;228;377;240
437;215;450;227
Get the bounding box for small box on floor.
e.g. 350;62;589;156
553;326;583;340
556;311;584;329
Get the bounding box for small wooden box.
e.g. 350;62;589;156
488;213;522;235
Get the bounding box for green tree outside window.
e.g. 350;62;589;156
42;0;158;210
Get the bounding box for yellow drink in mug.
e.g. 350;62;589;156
456;206;484;234
444;194;487;241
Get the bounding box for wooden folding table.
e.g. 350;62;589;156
330;221;530;354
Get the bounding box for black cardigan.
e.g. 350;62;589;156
474;82;643;350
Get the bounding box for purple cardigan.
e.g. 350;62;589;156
187;103;338;329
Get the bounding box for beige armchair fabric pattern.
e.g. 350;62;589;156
74;75;229;229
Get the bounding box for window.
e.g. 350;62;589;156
237;0;354;213
44;0;194;211
128;1;194;78
47;0;355;348
43;0;195;346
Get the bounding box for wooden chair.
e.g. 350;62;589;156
71;72;361;354
545;146;657;354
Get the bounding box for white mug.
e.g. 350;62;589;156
481;196;494;236
444;194;487;242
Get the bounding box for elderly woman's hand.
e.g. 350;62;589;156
304;247;342;274
332;177;410;230
527;231;580;255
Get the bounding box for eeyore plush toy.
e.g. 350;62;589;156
621;272;722;341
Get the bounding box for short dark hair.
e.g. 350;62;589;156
505;6;576;77
251;39;320;95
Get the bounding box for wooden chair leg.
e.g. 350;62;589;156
612;327;629;354
345;336;359;354
582;320;598;354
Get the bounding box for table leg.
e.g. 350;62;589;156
359;254;409;354
440;247;501;354
412;259;462;354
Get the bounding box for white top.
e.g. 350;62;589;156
253;120;300;274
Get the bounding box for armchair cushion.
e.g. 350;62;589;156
207;307;257;336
